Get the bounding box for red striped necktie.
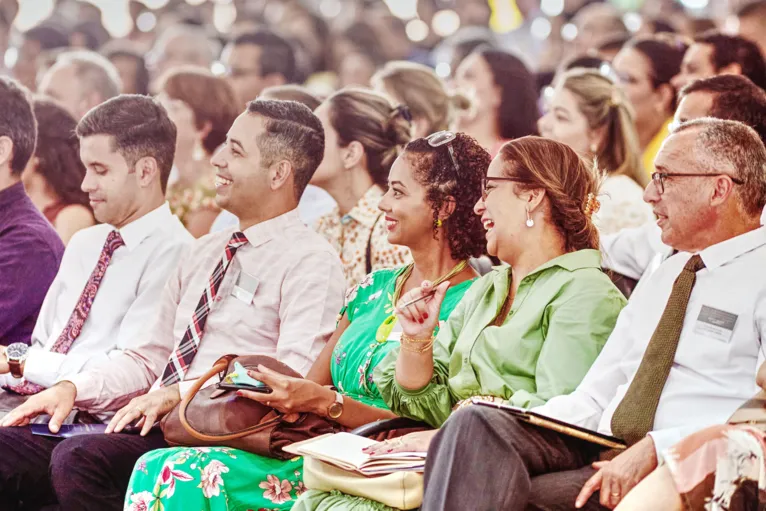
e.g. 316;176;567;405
6;230;125;395
158;231;249;387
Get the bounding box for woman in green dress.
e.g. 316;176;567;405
122;132;492;511
294;137;628;511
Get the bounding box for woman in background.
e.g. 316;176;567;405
22;99;95;244
312;88;412;287
372;61;470;139
453;49;539;156
538;68;653;234
157;67;240;237
611;34;688;177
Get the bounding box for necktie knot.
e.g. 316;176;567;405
228;231;248;249
105;230;125;257
684;254;705;273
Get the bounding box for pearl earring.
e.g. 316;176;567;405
525;207;534;228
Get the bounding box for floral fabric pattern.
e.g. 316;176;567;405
313;185;410;288
167;173;219;227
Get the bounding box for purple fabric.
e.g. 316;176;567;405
0;182;64;346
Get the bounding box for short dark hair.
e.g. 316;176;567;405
32;99;90;208
101;44;150;96
76;95;177;193
694;31;766;90
231;30;297;84
246;99;325;199
0;77;37;175
680;74;766;144
476;49;539;139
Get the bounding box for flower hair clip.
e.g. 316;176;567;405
584;193;601;218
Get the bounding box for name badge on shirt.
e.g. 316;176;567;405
693;305;738;343
231;272;259;305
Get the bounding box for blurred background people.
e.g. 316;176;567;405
146;23;217;92
539;69;653;235
11;22;69;91
736;0;766;58
312;88;413;287
37;50;121;121
372;61;471;139
101;42;150;95
453;49;539;156
22;99;94;244
611;35;688;176
156;67;239;237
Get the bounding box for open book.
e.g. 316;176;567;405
472;399;627;450
284;432;427;476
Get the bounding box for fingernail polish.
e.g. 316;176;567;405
423;313;428;319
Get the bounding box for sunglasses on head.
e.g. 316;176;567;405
427;131;460;176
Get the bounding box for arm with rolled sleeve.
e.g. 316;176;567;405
276;249;346;376
64;246;188;412
508;286;627;409
533;297;637;430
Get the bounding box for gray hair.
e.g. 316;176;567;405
672;117;766;217
56;50;121;101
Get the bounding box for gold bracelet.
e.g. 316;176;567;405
401;334;435;353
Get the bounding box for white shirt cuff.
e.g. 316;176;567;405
23;348;66;388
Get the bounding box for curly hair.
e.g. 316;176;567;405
403;132;489;261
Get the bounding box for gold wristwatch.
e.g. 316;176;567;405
327;391;344;419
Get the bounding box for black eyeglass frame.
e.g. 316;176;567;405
427;131;460;177
651;172;744;195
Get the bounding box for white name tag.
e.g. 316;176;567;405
693;305;738;343
231;272;259;305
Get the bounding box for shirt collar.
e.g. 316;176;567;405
528;249;603;276
241;208;302;248
115;202;175;251
692;226;766;271
0;182;27;211
343;185;384;227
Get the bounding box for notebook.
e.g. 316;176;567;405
284;432;427;476
472;399;627;450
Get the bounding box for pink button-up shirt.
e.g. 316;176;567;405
68;209;345;412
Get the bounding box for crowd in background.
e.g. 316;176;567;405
0;0;766;510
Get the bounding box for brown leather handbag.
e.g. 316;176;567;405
161;354;340;460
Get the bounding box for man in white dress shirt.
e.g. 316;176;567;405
601;74;766;287
0;99;345;511
418;118;766;511
0;94;192;510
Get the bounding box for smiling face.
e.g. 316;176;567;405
454;53;500;128
538;86;596;156
210;111;271;217
643;130;716;251
377;154;436;250
473;156;530;261
79;134;143;227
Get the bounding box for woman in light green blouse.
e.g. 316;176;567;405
294;137;627;510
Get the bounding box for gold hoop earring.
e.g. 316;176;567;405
435;219;443;228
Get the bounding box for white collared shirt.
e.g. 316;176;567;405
535;226;766;458
69;208;346;412
2;202;192;389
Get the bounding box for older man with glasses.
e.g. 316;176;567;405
419;117;766;511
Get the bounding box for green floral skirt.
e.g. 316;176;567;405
123;447;305;511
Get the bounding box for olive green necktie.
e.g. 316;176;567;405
610;254;706;446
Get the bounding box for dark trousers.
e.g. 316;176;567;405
422;406;609;511
0;426;167;511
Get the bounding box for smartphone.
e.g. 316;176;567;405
217;381;273;393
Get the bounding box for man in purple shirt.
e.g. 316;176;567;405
0;77;64;346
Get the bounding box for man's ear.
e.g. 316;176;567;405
270;159;294;191
0;136;14;171
134;156;160;189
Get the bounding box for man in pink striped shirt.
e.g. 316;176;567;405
0;99;345;511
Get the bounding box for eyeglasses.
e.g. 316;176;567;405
650;172;744;195
481;176;529;201
427;131;460;176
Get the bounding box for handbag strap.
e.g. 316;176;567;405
178;359;283;442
